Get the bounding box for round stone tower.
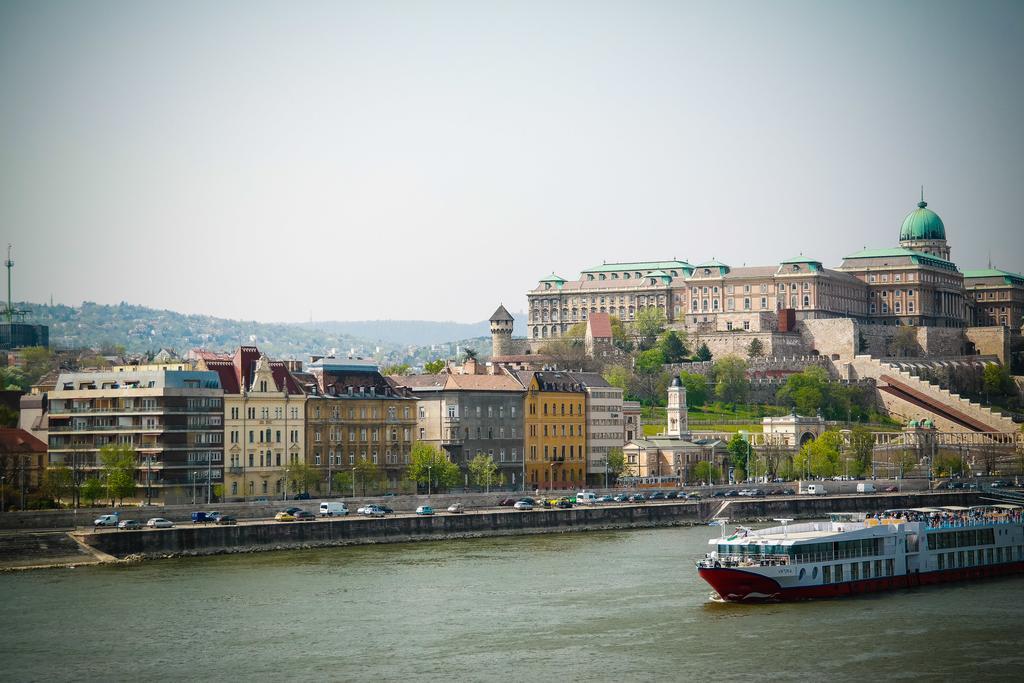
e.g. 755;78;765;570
899;191;950;260
489;304;514;358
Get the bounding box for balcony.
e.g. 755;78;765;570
228;466;243;475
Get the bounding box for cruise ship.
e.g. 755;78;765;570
696;505;1024;601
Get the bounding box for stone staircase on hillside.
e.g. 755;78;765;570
847;355;1019;434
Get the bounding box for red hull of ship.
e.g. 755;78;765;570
699;562;1024;602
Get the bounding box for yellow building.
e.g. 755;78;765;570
518;371;586;490
200;346;307;501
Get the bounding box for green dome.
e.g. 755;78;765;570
900;200;945;241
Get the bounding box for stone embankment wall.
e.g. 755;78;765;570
78;491;983;561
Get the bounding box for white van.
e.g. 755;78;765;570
575;491;597;505
856;482;876;494
319;501;349;517
801;484;827;495
93;513;120;527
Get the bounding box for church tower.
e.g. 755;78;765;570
489;304;514;358
666;375;688;437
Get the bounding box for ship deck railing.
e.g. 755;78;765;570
702;548;887;568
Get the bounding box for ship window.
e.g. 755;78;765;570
834;564;844;582
822;566;831;584
812;566;818;579
798;567;806;580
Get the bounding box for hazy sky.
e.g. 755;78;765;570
2;0;1022;324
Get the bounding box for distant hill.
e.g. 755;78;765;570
16;301;508;365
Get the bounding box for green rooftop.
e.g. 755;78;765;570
582;260;692;273
963;268;1024;284
538;273;566;282
780;255;822;264
842;247;958;272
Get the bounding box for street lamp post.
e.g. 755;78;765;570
427;465;432;497
283;467;290;501
351;466;356;498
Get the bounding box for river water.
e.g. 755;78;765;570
2;525;1023;682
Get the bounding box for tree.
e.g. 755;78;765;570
81;478;103;506
462;348;478;361
609;316;633;353
468;454;499;491
747;338;765;359
42;466;73;504
407;442;460;492
890;326;919;358
691;460;720;485
286;461;320;494
21;346;56;385
99;444;137;504
777;366;829;416
657;330;688;364
0;366;29;392
633;308;667;351
727;433;752;482
353;457;381;496
632;349;670;405
332;470;353;495
564;322;587;339
795;431;843;479
382;364;411;376
695;342;712;362
934;452;965;477
848;425;875;477
606;448;626;482
679;372;708;407
634;348;665;375
982;363;1012;402
540;336;591;371
423;359;446;374
713;356;748;404
602;365;632;393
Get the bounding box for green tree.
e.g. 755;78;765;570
635;348;666;374
632;349;670;404
0;404;18;427
564;322;587;339
848;425;874;477
727;433;752;481
713;356;748;404
21;346;56;385
382;364;411;376
890;326;919;358
695;342;712;362
81;478;103;506
332;470;353;495
602;364;632;393
467;453;499;491
353;457;381;496
462;348;478;361
286;461;320;494
633;307;667;351
407;442;460;492
777;366;830;416
795;431;843;479
606;448;626;482
42;466;73;504
691;460;720;485
982;363;1012;401
99;444;137;504
746;338;765;358
609;316;633;353
423;359;446;374
0;366;29;392
934;452;965;477
679;372;708;407
657;330;688;364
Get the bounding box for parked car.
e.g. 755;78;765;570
274;511;296;522
711;491;726;498
206;511;223;521
883;485;898;492
117;519;142;530
627;493;646;503
856;483;877;494
360;505;386;517
686;493;702;500
782;489;796;495
320;502;349;517
293;492;311;500
191;512;213;524
723;490;739;497
498;497;518;506
648;491;665;500
93;513;120;528
513;500;534;510
663;491;677;499
294;510;315;521
146;518;174;529
416;505;435;516
613;493;629;502
447;503;465;514
556;500;573;509
597;495;614;503
379;505;395;514
576;492;597;505
284;507;303;515
215;515;237;526
989;480;1012;488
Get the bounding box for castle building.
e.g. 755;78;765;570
525;196;1016;340
963;268;1024;328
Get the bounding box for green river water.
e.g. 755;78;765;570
1;525;1022;682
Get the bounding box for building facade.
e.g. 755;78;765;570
201;347;306;501
305;357;415;493
964;268;1024;328
519;371;587;490
570;372;624;487
46;370;224;504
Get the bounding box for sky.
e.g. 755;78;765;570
1;0;1022;324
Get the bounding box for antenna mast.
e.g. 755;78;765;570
4;244;12;324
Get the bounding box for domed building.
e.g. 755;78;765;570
898;193;950;260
